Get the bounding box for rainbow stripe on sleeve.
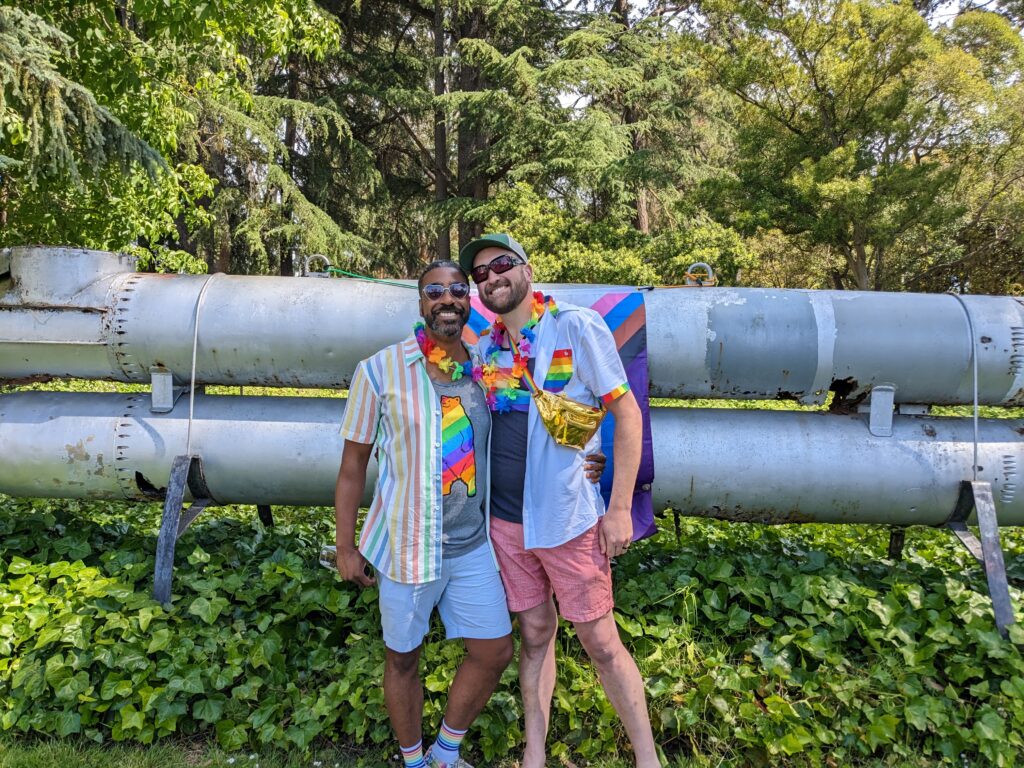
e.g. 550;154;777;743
600;382;630;404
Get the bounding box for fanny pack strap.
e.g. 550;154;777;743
505;331;542;396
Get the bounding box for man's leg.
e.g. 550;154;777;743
518;598;559;768
443;635;514;727
428;544;515;765
385;646;425;747
379;571;445;768
487;518;558;768
574;610;659;768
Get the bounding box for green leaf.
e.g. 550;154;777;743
119;704;145;733
777;726;812;755
187;596;229;624
905;700;929;731
215;720;248;751
763;695;797;720
55;710;81;736
147;628;172;653
974;709;1006;741
193;697;224;723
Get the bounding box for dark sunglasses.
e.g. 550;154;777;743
421;282;470;301
470;253;525;284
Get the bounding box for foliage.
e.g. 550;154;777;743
0;1;369;275
479;183;756;286
0;492;1022;765
0;7;161;185
2;1;1023;289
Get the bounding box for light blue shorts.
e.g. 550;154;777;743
378;543;512;653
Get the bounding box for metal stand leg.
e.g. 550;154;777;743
887;528;906;561
945;481;1015;638
153;455;214;604
257;504;274;527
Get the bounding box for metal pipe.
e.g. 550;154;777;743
2;247;1024;405
1;391;1021;526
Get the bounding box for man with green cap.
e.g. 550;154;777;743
458;233;659;768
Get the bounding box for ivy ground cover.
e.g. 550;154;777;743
0;496;1022;766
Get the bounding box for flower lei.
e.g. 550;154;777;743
482;291;558;412
413;322;482;382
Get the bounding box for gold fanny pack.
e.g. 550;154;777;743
509;335;605;450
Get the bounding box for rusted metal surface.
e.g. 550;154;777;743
2;391;1022;526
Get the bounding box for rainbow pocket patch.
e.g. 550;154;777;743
543;348;573;392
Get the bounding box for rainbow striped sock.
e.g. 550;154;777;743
429;719;467;765
401;740;427;768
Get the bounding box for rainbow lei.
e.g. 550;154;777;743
413;322;482;382
482;291;558;412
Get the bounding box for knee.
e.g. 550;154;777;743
467;635;515;672
519;618;557;655
577;624;625;670
491;635;515;670
385;649;420;679
582;637;620;669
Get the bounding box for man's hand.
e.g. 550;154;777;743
584;451;606;483
336;544;376;587
599;506;633;557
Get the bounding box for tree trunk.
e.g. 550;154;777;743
280;52;300;277
0;178;8;232
210;141;232;274
434;2;450;262
872;244;884;291
456;6;488;251
843;239;870;291
612;0;650;234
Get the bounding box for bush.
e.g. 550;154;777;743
1;496;1022;765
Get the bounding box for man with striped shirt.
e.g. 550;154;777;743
334;260;511;768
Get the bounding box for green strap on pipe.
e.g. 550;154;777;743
326;267;414;290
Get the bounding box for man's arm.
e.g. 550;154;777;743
334;439;376;586
598;390;642;557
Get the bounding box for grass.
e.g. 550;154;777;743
0;734;950;768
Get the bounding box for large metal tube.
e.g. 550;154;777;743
1;391;1021;526
2;247;1023;405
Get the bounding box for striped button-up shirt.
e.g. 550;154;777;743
339;335;489;584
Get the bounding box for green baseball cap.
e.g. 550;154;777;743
458;233;528;276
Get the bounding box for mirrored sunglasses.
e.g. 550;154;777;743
421;282;471;301
470;253;524;284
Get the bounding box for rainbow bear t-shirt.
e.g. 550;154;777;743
441;395;476;497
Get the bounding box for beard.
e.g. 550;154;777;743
428;306;466;338
481;276;530;315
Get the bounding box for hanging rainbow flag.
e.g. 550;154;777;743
466;288;655;541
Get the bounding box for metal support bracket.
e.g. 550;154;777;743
945;480;1015;638
257;504;274;527
153;454;215;604
868;384;896;437
150;368;184;413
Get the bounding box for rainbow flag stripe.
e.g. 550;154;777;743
441;395;476;496
543;348;573;392
600;382;631;404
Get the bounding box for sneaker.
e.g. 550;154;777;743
424;747;474;768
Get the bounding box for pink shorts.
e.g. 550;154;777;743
489;517;613;623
